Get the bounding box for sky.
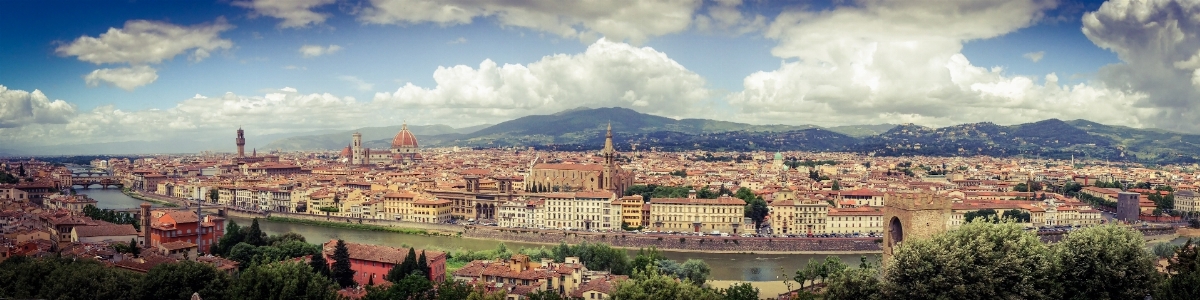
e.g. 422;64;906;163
2;0;1199;152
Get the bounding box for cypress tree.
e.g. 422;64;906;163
416;251;431;280
246;218;266;246
309;252;330;278
331;239;356;288
388;248;418;282
130;238;140;258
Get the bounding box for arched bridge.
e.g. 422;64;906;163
70;176;123;189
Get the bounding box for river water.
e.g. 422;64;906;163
85;187;861;281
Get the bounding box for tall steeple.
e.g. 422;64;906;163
603;122;613;154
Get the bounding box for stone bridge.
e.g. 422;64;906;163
70;176;123;189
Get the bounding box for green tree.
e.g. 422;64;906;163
388;247;419;282
435;279;477;300
130;237;141;257
611;266;720;300
1053;225;1159;300
631;247;666;275
309;252;331;278
0;256;141;300
230;261;338;300
656;259;711;286
832;180;841;190
331;239;356;288
1002;209;1032;223
718;282;758;300
744;197;768;229
417;251;431;280
214;219;244;256
825;257;882;300
246;218;267;247
139;260;232;300
1015;183;1029;192
963;208;999;223
209;189;219;203
1157;239;1200;300
229;242;258;268
883;220;1056;299
525;289;566;300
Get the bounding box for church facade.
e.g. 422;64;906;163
526;124;633;197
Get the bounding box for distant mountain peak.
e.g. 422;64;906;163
553;106;594;115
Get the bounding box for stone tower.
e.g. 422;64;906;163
139;202;152;246
235;127;246;157
601;123;615;192
882;190;951;266
351;132;364;165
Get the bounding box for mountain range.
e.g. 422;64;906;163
10;106;1200;164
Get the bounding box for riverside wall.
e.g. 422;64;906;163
462;227;883;253
220;210;466;234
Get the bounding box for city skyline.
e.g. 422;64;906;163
3;0;1198;152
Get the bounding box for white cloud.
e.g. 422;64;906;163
726;0;1152;128
357;0;702;44
448;37;468;44
83;66;159;91
0;85;77;128
1023;51;1045;62
1083;0;1200;133
283;65;307;70
232;0;337;28
0;87;369;147
299;44;342;58
373;38;710;122
338;75;375;91
55;18;234;91
56;18;234;65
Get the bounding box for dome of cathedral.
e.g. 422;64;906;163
391;123;419;149
341;144;352;157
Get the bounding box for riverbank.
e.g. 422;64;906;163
264;216;456;237
121;188;179;207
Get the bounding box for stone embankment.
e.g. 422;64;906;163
462;227;883;254
221;210;464;234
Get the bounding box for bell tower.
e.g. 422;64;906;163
601;123;616;193
235;127;246;157
882;190;951;267
351;132;364;165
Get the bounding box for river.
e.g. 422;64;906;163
84;187;862;282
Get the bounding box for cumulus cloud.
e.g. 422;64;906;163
1083;0;1200;132
373;38;710;122
726;0;1152;127
299;44;342;58
233;0;337;28
0;87;370;147
56;18;234;65
55;18;233;90
83;66;159;91
0;85;77;128
1024;51;1045;62
357;0;702;44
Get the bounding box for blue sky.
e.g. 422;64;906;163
3;0;1198;151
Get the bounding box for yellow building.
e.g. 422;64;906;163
1176;190;1200;213
769;187;829;235
826;208;883;234
650;194;746;234
411;195;452;223
619;195;646;228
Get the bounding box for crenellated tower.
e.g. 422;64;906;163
236;127;246;157
882;190;951;267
